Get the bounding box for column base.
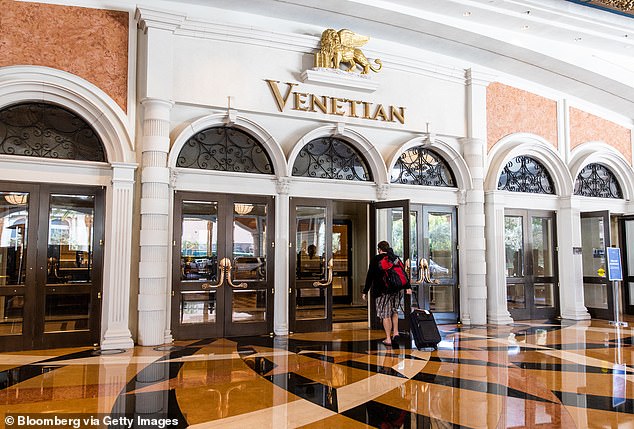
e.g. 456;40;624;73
274;323;288;336
487;311;514;325
560;307;591;320
163;331;174;345
101;329;134;350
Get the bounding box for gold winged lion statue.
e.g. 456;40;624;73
314;28;382;75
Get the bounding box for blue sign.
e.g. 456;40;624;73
606;247;623;281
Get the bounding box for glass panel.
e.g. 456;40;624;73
581;217;606;278
296;287;326;320
0;295;23;335
47;194;95;284
532;217;554;276
332;223;349;297
332;276;348;297
233;203;267;282
505;216;524;278
583;283;608;309
507;284;526;309
629;282;634;306
181;201;218;282
497;156;555;194
292;137;371;181
428;212;453;279
533;283;554;308
376;207;404;257
391;147;455;187
410;211;419;284
429;285;454;312
626;221;634;269
0;192;28;286
296;206;327;279
180;291;217;324
232;289;266;323
44;292;90;332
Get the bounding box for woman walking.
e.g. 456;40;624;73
362;240;411;346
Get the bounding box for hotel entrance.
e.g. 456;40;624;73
0;182;104;351
171;192;275;339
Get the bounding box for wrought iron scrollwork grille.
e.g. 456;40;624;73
574;163;622;199
292;137;372;181
0;102;106;162
391;146;455;187
177;126;273;174
497;156;555;194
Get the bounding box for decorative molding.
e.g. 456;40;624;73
276;177;291;195
300;69;380;92
376;183;390;200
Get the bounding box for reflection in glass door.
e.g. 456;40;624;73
410;206;458;323
172;193;274;339
290;199;333;333
505;210;558;320
581;211;612;319
621;217;634;316
371;200;411;332
0;183;103;351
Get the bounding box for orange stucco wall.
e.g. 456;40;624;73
0;1;129;111
570;107;632;165
487;83;558;152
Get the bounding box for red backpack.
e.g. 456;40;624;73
379;255;409;294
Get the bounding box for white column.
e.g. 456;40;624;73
274;177;290;335
558;196;591;320
137;98;173;346
101;163;137;349
485;191;514;324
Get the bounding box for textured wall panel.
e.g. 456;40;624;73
1;2;129;111
487;83;558;152
570;107;632;165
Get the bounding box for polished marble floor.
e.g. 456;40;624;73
0;319;632;428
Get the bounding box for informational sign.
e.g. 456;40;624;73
606;247;623;281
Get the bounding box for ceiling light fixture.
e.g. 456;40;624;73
234;203;254;215
463;11;472;16
4;194;27;205
521;25;530;30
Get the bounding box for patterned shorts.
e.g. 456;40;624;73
375;291;403;319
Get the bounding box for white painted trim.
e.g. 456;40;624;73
287;124;388;185
0;66;135;163
485;133;573;197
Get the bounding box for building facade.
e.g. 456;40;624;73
1;0;633;351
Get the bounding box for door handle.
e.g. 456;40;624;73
313;258;334;287
405;258;411;278
202;263;225;289
414;258;439;285
223;258;247;289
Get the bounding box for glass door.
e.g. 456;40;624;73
0;183;103;351
581;211;612;319
413;206;458;324
621;216;634;315
290;198;333;333
505;210;559;320
172;192;274;340
370;200;411;332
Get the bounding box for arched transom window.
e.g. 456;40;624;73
574;163;622;199
391;146;455;187
177;126;274;174
292;137;372;181
497;155;555;194
0;102;106;162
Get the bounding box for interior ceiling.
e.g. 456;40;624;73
167;0;634;119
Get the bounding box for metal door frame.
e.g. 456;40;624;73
581;210;612;320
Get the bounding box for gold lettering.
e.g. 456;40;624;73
330;97;345;116
362;102;373;119
345;99;359;118
310;95;328;114
293;92;309;111
372;104;388;121
265;79;298;112
390;106;405;124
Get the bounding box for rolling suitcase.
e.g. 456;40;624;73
410;309;441;349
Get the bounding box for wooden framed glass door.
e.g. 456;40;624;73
370;200;411;332
171;192;274;339
620;216;634;316
505;210;559;320
0;183;103;351
290;198;333;333
581;211;612;319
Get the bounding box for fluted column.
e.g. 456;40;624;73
461;138;488;325
138;98;173;346
102;163;137;349
558;196;590;320
274;177;290;335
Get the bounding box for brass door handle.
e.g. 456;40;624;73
223;258;247;289
414;258;439;285
202;266;224;289
405;258;411;278
313;258;334;287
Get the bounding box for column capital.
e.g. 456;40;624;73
376;183;390;200
276;177;291;195
111;162;138;184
